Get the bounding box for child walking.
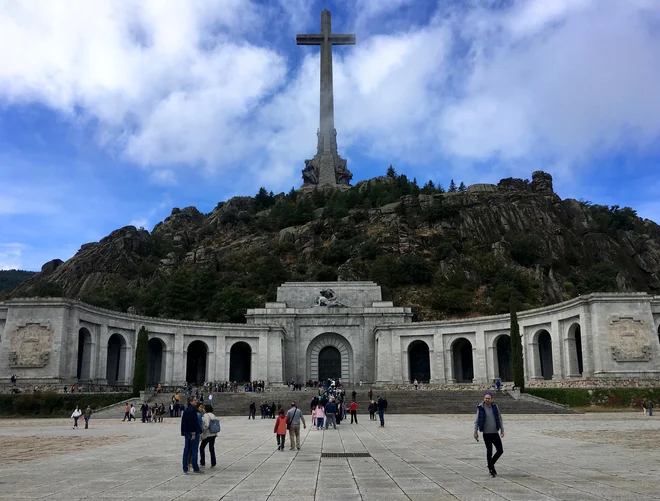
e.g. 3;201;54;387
311;407;317;430
274;409;287;451
315;403;325;430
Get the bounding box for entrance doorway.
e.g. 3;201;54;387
77;328;92;380
229;342;251;382
496;335;513;382
106;333;127;386
318;346;341;381
452;338;474;382
408;340;431;383
186;341;207;384
147;338;165;386
537;330;553;380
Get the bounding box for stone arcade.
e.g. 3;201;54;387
2;281;660;387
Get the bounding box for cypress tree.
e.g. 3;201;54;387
509;301;525;391
132;326;149;397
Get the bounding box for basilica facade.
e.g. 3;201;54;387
1;281;660;387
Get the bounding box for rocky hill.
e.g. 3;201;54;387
0;270;36;294
11;171;660;321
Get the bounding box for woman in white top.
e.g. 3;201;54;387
200;404;219;468
71;406;82;429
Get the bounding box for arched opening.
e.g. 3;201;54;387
496;335;513;382
566;324;583;376
186;341;207;385
408;340;430;383
538;330;554;380
77;328;92;380
452;338;474;383
147;338;165;386
318;346;341;381
229;342;252;382
657;323;660;345
106;334;127;386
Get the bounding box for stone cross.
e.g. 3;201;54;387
297;9;355;155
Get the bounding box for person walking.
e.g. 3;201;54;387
249;402;256;419
324;398;337;429
315;402;325;430
123;403;131;421
349;400;358;424
274;409;287;451
83;406;92;429
140;401;148;423
368;400;377;421
473;392;504;477
71;406;82;429
181;396;203;474
377;395;387;427
286;402;306;451
200;404;219;468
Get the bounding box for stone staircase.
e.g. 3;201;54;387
130;388;573;417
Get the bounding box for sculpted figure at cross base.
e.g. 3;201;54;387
302;159;319;185
314;289;345;308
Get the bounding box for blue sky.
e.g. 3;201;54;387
1;0;660;271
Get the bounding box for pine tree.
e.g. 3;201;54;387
458;181;467;193
448;179;457;192
132;326;148;397
509;301;525;392
386;165;397;178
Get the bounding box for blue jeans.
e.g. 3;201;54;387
182;434;200;472
378;409;385;426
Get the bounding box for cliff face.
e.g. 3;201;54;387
12;171;660;321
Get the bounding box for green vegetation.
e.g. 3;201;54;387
509;302;525;392
526;388;660;408
0;269;36;293
132;327;148;397
0;392;132;417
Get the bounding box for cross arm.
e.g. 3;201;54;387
329;34;356;45
297;34;324;45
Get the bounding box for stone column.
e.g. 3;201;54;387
216;335;226;382
428;349;435;383
433;333;445;384
487;345;497;382
173;332;185;385
163;349;173;385
528;342;543;380
473;328;487;384
391;332;403;384
96;324;108;385
119;345;131;385
551;320;563;381
445;343;455;384
581;308;595;378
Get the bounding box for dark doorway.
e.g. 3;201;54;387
538;330;554;380
496;336;513;382
186;341;207;385
318;346;341;381
106;334;126;386
77;328;92;380
229;342;251;382
408;341;431;383
147;338;164;386
574;325;583;375
452;338;474;382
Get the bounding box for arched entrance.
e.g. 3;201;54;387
408;340;430;383
318;346;341;381
106;333;127;386
307;333;353;383
496;335;513;382
537;330;554;380
229;342;252;382
452;338;474;382
77;328;92;380
147;338;165;386
186;341;207;385
566;324;583;376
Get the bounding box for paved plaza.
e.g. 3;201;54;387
1;412;660;500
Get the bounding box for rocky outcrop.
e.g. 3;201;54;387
11;171;660;319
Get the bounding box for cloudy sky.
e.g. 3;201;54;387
1;0;660;271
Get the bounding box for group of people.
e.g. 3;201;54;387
180;396;220;473
70;405;92;429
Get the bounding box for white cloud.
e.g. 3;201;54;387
1;0;660;193
0;243;24;270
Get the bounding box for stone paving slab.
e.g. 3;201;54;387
0;412;659;500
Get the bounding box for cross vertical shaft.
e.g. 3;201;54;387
320;10;334;152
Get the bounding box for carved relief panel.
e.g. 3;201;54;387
609;316;652;362
9;322;54;368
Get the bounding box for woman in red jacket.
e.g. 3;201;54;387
274;409;288;451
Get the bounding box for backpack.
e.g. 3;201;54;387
209;418;221;434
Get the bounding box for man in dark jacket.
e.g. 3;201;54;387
181;396;203;473
377;396;387;427
473;392;504;477
324;398;337;429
